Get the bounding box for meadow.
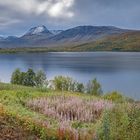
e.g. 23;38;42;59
0;82;140;140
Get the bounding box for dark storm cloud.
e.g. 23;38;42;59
0;0;140;36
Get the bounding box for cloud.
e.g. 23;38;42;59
0;17;21;27
47;0;74;18
0;0;75;18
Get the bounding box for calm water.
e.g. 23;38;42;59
0;52;140;99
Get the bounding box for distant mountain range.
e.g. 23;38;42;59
0;25;140;51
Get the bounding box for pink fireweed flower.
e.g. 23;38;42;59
27;95;113;126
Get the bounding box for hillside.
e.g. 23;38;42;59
0;82;140;140
58;31;140;52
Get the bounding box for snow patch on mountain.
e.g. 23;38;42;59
32;26;46;34
25;25;52;36
50;30;63;35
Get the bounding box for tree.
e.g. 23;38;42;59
35;70;47;87
52;76;65;91
52;76;74;91
20;72;26;85
11;68;21;85
76;82;85;93
23;69;36;86
87;78;103;96
52;76;85;93
11;68;48;87
62;76;73;91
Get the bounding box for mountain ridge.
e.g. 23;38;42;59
0;25;139;49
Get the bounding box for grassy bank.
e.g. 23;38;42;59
0;82;140;140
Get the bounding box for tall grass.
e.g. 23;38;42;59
27;95;113;139
27;96;112;123
98;103;140;140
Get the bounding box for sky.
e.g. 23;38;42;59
0;0;140;36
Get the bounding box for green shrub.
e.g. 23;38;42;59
103;91;124;102
98;103;140;140
11;68;21;85
87;78;103;96
52;76;85;93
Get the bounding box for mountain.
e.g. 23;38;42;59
5;36;18;41
23;25;52;36
14;25;54;46
0;25;138;49
49;26;129;44
29;25;130;46
21;25;53;42
0;36;5;40
61;31;140;51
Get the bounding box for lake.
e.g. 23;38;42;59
0;52;140;99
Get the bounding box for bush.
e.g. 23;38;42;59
11;68;21;85
52;76;85;92
87;78;103;96
103;91;124;102
98;103;140;140
52;76;71;91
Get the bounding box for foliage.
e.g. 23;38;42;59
103;91;125;102
0;105;39;140
52;76;102;96
75;82;85;93
11;68;47;87
11;69;104;97
52;76;72;91
52;75;85;93
11;68;22;85
87;78;103;96
35;70;47;87
98;103;140;140
23;68;36;86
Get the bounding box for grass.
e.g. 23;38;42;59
0;105;39;140
0;82;140;140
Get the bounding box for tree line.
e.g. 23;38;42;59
11;68;103;96
11;68;46;87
